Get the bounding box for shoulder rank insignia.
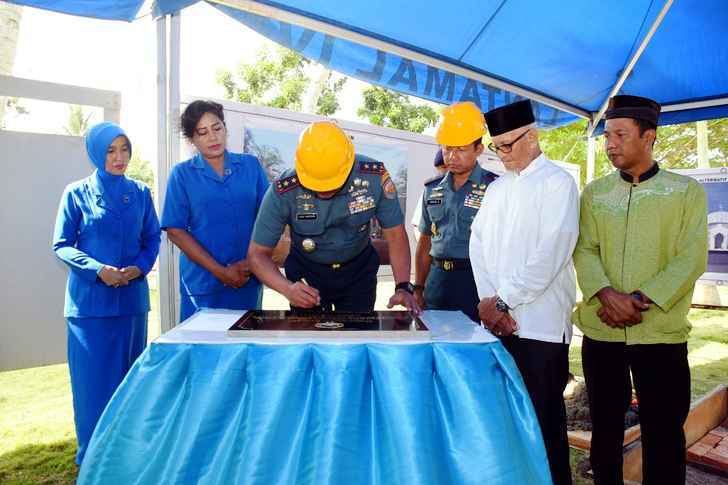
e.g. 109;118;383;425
357;160;386;175
275;174;300;194
424;174;445;186
481;170;499;186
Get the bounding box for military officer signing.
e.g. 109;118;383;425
248;121;420;314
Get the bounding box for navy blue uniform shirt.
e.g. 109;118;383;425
419;164;497;259
252;155;403;264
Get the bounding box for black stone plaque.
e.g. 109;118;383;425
228;310;429;339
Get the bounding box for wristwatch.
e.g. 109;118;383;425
495;296;510;313
395;282;415;295
413;284;425;292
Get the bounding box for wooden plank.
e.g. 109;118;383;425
567;430;591;451
568;423;641;451
623;424;641;446
622;441;643;483
685;385;728;447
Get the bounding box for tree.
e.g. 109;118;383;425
126;154;155;196
654;119;728;169
357;86;438;134
706;119;728;166
216;46;346;115
538;119;611;187
62;104;92;136
538;117;728;189
316;75;347;117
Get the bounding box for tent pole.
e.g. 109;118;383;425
209;0;590;120
662;96;728;112
169;12;181;170
158;11;182;332
697;120;710;168
587;0;674;136
163;11;181;330
156;14;176;333
587;122;596;183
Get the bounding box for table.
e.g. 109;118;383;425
77;310;552;485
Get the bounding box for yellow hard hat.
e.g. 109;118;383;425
435;101;486;146
295;121;355;192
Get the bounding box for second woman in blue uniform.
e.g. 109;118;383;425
161;100;269;321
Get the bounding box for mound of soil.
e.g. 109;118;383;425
564;374;639;432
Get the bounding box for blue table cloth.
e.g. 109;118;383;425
78;310;552;485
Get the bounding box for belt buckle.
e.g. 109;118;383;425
332;263;341;269
443;260;453;271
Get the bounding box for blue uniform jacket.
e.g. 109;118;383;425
419;164;498;259
161;151;269;296
53;172;161;318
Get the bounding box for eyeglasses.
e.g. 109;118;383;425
488;129;530;154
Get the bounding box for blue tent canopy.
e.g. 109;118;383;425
9;0;728;129
211;4;574;128
6;0;145;21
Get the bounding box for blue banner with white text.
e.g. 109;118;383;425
214;4;576;129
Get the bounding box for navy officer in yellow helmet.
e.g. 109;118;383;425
414;102;498;321
248;121;420;313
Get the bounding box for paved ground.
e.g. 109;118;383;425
686;465;728;484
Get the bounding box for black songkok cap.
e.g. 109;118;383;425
484;100;535;137
605;95;661;126
433;149;444;167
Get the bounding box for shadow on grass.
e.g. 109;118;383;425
0;439;77;485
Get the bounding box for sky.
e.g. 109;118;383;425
6;1;372;169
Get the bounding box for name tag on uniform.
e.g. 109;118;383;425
349;195;375;214
427;199;443;205
297;213;318;220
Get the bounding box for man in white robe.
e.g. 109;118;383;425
469;99;579;485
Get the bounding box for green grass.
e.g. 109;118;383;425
570;308;728;401
0;365;77;484
570;448;592;485
0;440;77;485
1;307;725;484
0;365;74;456
148;287;161;341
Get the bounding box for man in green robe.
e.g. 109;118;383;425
573;95;707;485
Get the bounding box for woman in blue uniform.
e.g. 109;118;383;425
161;100;269;321
52;122;161;464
